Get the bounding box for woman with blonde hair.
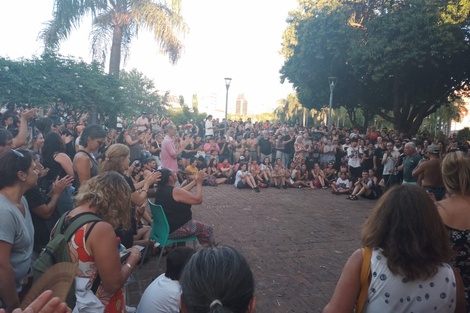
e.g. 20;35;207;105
100;144;159;247
438;151;470;311
66;172;141;312
324;184;465;313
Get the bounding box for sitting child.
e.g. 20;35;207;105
272;163;286;189
331;171;351;195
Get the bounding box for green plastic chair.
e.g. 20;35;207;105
140;200;197;269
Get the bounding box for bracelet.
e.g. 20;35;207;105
125;263;132;270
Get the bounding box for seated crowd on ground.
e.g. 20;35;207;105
1;104;470;313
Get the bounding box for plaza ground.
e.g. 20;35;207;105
127;184;375;312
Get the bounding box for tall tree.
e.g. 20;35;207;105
41;0;187;123
281;0;470;135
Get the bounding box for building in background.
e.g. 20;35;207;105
236;94;248;116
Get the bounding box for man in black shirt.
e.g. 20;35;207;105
258;130;272;163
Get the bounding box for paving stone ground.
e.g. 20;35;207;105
126;184;375;312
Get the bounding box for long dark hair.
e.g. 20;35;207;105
42;132;65;169
157;168;172;187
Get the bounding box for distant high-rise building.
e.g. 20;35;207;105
235;94;248;115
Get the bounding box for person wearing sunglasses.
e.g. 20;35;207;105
0;150;38;312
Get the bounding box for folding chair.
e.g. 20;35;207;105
139;200;197;269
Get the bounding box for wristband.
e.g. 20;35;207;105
125;263;132;270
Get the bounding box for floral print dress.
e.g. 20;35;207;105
446;225;470;312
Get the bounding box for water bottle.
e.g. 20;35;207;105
117;237;127;253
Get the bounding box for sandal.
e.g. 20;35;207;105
351;195;359;200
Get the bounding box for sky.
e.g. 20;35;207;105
0;0;297;115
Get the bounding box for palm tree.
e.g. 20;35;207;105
275;93;304;125
41;0;187;123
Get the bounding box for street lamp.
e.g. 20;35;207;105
328;77;337;129
224;77;232;137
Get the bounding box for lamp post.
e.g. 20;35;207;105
224;78;232;137
328;77;337;129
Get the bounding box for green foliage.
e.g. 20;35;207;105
167;95;207;128
458;127;470;141
0;54;121;113
118;69;164;116
281;0;470;135
42;0;187;71
0;54;165;119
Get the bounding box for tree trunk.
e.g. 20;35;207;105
105;25;123;129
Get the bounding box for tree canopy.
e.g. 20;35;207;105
0;54;165;122
280;0;470;135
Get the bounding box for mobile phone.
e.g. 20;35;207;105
120;251;131;263
134;160;140;166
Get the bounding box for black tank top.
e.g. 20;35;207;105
154;185;192;233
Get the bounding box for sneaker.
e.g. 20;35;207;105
277;185;281;189
282;185;288;189
255;187;260;193
298;185;302;189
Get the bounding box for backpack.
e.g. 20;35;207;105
32;212;102;308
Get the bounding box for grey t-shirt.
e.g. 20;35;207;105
0;194;34;292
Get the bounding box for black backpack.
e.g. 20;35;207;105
32;212;102;308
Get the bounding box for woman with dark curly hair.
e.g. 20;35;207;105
323;184;465;313
180;246;256;313
66;172;142;312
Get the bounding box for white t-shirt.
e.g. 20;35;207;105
137;274;181;313
205;120;214;136
234;170;244;187
335;177;350;190
347;146;363;168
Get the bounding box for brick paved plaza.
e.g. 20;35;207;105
127;184;375;312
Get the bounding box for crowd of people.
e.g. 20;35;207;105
1;104;470;313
